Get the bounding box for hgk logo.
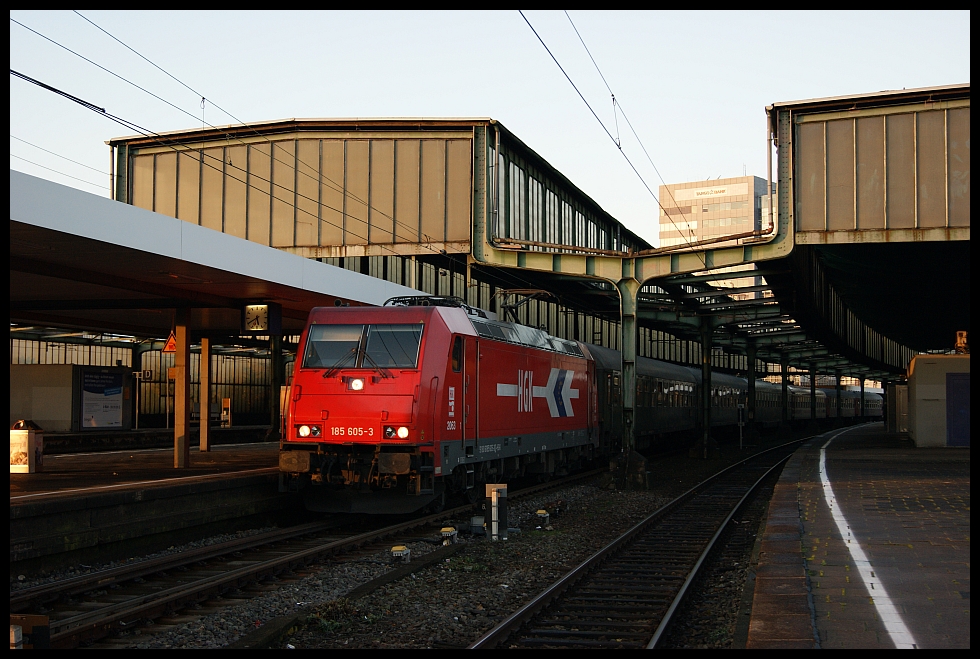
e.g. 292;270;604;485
497;368;580;417
517;369;533;412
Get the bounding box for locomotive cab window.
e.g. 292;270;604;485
303;324;364;368
364;324;423;368
302;323;423;369
451;336;462;373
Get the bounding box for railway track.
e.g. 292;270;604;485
469;441;801;649
15;519;399;648
11;469;601;649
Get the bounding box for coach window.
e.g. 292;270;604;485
451;336;462;372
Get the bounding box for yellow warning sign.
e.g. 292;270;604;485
162;331;177;353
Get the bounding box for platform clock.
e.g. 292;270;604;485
244;304;269;332
241;302;282;335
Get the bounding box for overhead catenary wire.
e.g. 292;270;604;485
12;13;626;305
8;21;848;370
563;11;621;147
11;133;109;176
563;11;701;253
523;11;704;262
9;17;586;303
15;14;564;299
12;14;437;255
9;68;543;300
10;153;108;191
567;11;765;256
9;68;423;265
67;11;447;252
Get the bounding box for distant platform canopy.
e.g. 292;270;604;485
768;83;970;243
108;118;650;261
9;170;422;337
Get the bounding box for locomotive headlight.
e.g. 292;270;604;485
298;425;311;438
310;425;322;437
383;425;409;439
349;378;365;391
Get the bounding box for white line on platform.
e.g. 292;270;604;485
819;426;918;649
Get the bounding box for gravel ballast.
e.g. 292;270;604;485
43;433;800;649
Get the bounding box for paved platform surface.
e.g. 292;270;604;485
746;423;970;649
10;442;279;504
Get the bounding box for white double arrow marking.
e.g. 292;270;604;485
496;368;579;417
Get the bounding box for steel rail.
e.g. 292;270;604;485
646;455;790;648
10;520;340;610
22;467;604;648
46;511;450;648
469;438;804;649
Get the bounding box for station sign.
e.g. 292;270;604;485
162;331;177;353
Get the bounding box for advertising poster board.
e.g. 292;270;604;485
81;370;124;428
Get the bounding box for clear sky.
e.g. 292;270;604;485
9;10;970;246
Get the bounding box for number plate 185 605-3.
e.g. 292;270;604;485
330;426;375;437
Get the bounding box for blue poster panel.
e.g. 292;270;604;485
81;370;124;428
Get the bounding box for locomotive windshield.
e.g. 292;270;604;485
364;324;423;368
302;323;423;369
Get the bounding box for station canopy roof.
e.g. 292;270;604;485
10;170;422;347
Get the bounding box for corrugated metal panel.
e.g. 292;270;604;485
796;122;824;231
826;120;854;230
917;110;946;228
394;139;420;243
155;152;177;218
369;140;395;244
447;139;472;242
420;139;446;242
201;147;224;233
125;130;475;255
247;143;271;244
177;150;200;224
947;107;970;227
294;139;319;246
795;104;970;237
132;154;154;211
346;140;370;246
225;145;248;239
855;116;884;229
885;113;915;229
321;140;345;245
271;141;295;247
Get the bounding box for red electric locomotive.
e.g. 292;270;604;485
280;297;597;513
